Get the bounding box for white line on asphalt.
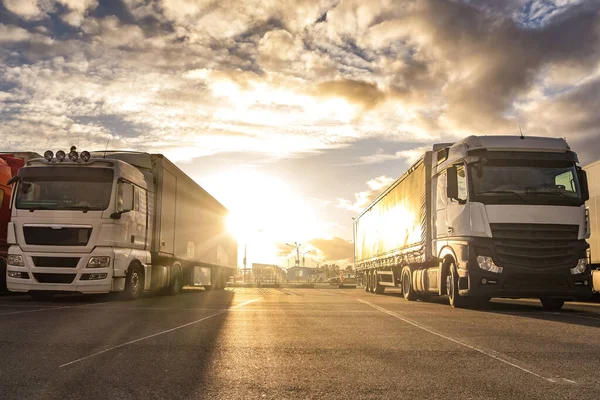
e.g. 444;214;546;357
357;299;576;384
59;298;261;369
0;302;111;316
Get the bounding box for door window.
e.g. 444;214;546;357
436;170;447;209
456;165;467;202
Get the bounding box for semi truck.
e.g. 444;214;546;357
0;153;41;292
583;160;600;293
5;149;236;300
354;135;592;310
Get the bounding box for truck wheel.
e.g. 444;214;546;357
374;271;385;294
123;263;143;301
0;258;7;292
167;268;181;296
540;297;565;311
401;266;417;301
363;273;370;292
369;270;376;293
447;264;468;308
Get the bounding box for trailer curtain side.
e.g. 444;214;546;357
354;153;432;266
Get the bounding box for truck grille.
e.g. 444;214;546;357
33;273;76;284
32;257;80;268
490;223;579;268
23;227;91;246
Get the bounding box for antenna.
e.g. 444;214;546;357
519;125;525;140
103;138;110;158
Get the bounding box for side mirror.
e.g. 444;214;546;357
6;176;20;186
578;167;589;202
447;166;459;200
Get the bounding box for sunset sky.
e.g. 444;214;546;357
2;0;600;267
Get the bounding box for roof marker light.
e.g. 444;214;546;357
80;151;91;162
44;150;54;161
68;145;78;161
56;150;66;161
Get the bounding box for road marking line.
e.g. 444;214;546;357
358;299;575;384
59;298;261;369
0;302;111;316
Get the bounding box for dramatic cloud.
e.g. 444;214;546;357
308;236;354;264
337;175;395;213
1;0;600;264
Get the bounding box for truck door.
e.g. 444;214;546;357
446;164;470;240
434;170;448;251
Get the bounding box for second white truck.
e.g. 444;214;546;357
6;149;236;300
355;135;592;309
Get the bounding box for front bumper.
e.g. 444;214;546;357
6;246;115;294
458;238;593;300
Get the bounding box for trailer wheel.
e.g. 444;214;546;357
167;266;182;296
401;266;417;301
540;297;565;311
123;263;143;301
369;270;375;293
374;271;385;294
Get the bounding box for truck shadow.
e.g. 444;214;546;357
38;289;239;399
413;294;600;328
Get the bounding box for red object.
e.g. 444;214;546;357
0;155;26;290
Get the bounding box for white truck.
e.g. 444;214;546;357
583;160;600;294
5;149;236;300
355;135;592;310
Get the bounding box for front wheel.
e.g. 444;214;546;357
540;297;565;311
167;268;181;296
123;264;143;300
447;264;468;308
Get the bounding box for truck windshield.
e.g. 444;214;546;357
16;167;114;211
469;161;583;206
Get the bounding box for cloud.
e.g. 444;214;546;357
307;236;354;263
337;175;395;213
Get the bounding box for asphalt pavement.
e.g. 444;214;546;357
1;288;600;399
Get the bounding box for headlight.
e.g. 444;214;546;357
7;254;24;266
477;256;503;273
87;256;110;268
570;258;587;275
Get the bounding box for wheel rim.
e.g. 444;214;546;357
131;271;140;294
446;274;453;299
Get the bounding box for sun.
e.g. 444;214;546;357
202;169;320;267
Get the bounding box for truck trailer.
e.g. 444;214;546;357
5;149;236;300
583;160;600;293
354;136;592;310
0;152;41;291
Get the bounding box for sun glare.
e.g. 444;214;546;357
204;170;319;267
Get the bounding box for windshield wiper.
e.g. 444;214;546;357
476;190;531;204
526;190;579;206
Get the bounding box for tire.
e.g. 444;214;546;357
30;292;54;301
374;271;385;294
401;266;417;301
167;267;181;296
447;263;469;308
540;297;565;311
369;270;376;293
0;259;7;292
123;263;143;300
363;273;370;292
